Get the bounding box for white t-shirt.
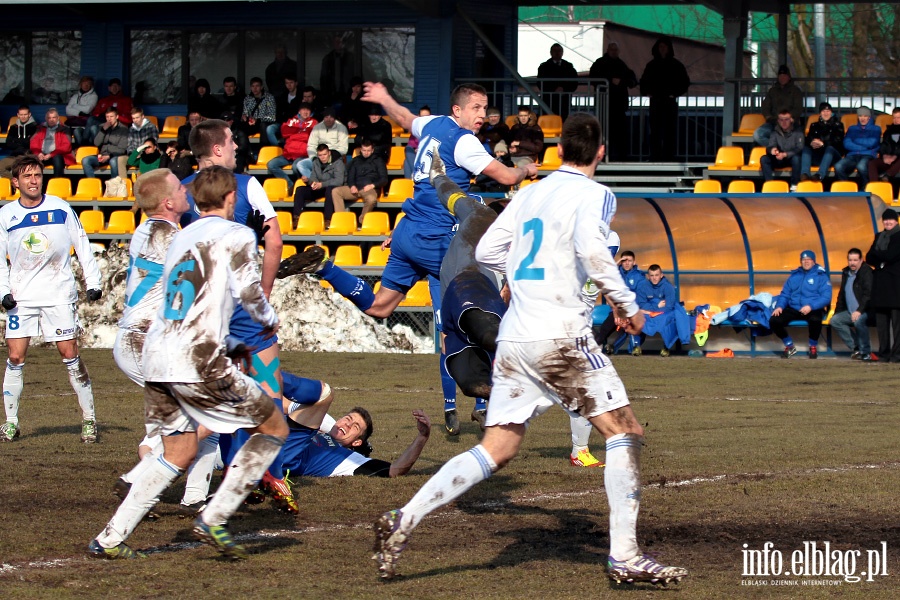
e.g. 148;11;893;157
476;166;638;342
0;195;101;306
118;218;179;333
142;216;277;383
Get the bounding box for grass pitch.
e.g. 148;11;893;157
0;349;898;599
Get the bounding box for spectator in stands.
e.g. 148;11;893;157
265;45;298;98
0;106;36;179
117;107;159;180
865;209;900;363
831;248;874;361
477;107;509;157
29;108;74;177
507;106;544;167
405;106;432;179
240;77;277;144
753;64;804;147
293;143;346;227
589;42;638;161
835;106;881;185
341;76;373;133
800;102;844;182
266;102;317;185
770;250;833;359
633;264;680;356
760;110;804;190
187;78;222;120
868;107;900;186
268;73;302;147
83;107;128;178
295;107;348;182
537;43;578;120
126;137;163;175
220;111;252;174
177;111;202;152
330;137;388;226
640;36;690;161
320;34;356;106
85;78;133;142
66;76;98;145
160;141;194;180
220;76;244;116
355;105;393;164
302;86;325;122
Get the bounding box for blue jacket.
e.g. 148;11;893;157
619;265;646;292
775;264;833;311
843;123;881;158
635;275;677;312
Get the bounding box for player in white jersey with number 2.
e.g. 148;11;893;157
373;113;688;586
0;155;103;443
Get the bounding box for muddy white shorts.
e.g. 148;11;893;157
5;303;79;341
114;328;145;387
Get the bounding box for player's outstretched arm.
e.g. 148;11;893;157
480;158;537;186
388;410;431;477
361;82;415;131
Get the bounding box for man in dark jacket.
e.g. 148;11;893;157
800;102;844;182
506;107;544;166
761;110;805;187
866;209;900;362
831;248;874;360
330;138;388;226
770;250;833;359
83;107;129;177
537;43;578;120
354;106;393;164
0;106;37;178
868;107;900;184
753;64;804;146
589;42;638;161
640;36;690;161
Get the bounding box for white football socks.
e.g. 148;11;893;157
3;359;23;424
605;433;643;561
63;356;95;420
182;433;220;506
570;415;593;456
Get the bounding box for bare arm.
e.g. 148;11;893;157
260;219;282;298
481;159;537;186
388;410;431;477
361;82;416;131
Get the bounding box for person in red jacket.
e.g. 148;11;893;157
83;78;133;144
29;108;74;176
266;102;317;185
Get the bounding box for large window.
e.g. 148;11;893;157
0;35;26;104
362;28;415;103
0;31;81;105
188;32;240;96
132;30;184;103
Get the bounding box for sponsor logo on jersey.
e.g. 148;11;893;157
9;215;18;222
55;327;75;336
22;231;49;254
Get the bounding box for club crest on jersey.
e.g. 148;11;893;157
22;231;49;254
30;214;38;222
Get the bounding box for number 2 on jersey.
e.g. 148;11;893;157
513;218;545;281
164;259;197;320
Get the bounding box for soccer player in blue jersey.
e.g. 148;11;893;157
279;82;538;435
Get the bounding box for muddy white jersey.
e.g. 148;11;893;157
475;166;638;342
142;216;278;383
118;218;179;333
0;194;101;307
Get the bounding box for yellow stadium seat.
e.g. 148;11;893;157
538;146;562;170
280;244;297;260
4;115;17;133
322;211;358;235
381;178;413;203
795;180;824;193
741;146;768;171
841;113;859;131
293;211;325;235
366;245;390;266
70;178;103;201
393;211;406;230
727;180;756;193
103;210;136;234
67;146;99;172
386;146;406;171
79;210;104;234
804;114;818;134
761;180;790;193
161;115;186;136
733;113;765;135
876;113;893;132
264;178;290;201
694;179;722;193
125;177;135;201
275;211;293;235
382;115;405;138
357;211;390;236
865;181;895;204
333;244;363;266
400;280;432;307
250;146;283;170
707;146;744;170
830;181;858;193
45;177;71;199
505;115;517;129
145;116;159;129
0;178;12;199
537;114;562;138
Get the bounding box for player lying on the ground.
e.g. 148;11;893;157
431;152;605;468
372;113;688;586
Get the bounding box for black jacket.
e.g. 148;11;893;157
866;229;900;309
346;153;388;190
640;36;690;100
879;124;900;157
4;118;37;156
835;263;873;314
806;117;845;153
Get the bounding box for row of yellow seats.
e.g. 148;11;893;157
277;210;402;236
78;209;136;234
731;113;894;137
36;177;134;201
711;145;867;176
261;177;414;204
694;178;893;202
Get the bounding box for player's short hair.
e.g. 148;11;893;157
648;264;662;273
189;119;229;159
316;143;330;153
620;250;635;260
189;165;236;212
449;83;487;110
11;155;43;178
848;247;863;258
560;112;602;167
134;168;175;214
132;106;144;117
350;407;374;444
